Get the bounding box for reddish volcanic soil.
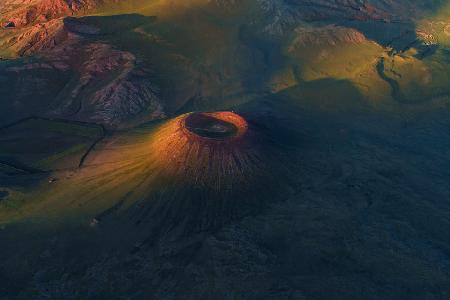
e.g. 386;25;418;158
149;112;264;191
1;0;102;28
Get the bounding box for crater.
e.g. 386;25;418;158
3;21;15;28
182;112;248;140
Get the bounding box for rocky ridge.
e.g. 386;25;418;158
1;0;103;28
1;0;165;129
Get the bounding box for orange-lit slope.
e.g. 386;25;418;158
23;111;292;234
149;112;262;191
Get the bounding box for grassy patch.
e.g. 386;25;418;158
0;119;103;171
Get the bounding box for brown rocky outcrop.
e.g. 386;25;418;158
1;0;102;28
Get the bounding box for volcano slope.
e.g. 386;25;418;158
0;107;301;299
3;111;294;232
1;0;450;299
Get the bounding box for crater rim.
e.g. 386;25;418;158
182;112;248;141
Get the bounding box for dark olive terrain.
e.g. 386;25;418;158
0;1;450;299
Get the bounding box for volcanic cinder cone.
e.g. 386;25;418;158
28;111;293;238
149;112;259;191
123;111;292;235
